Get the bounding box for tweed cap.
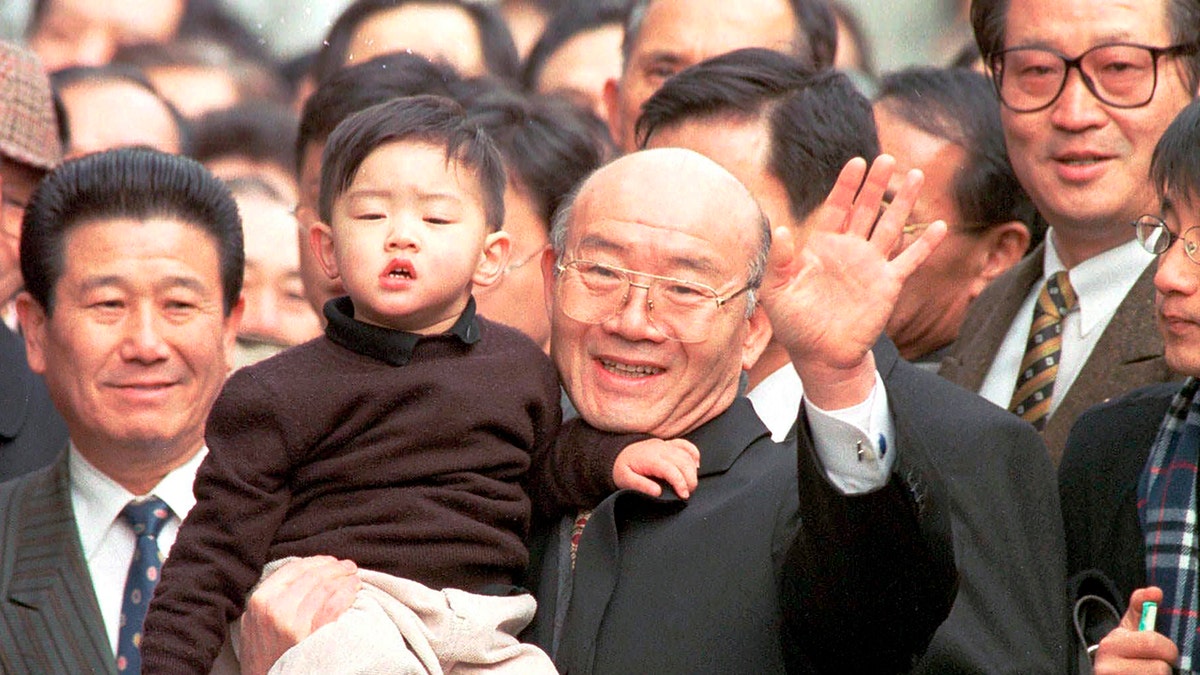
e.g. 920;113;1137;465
0;41;61;170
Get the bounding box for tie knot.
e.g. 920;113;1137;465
1042;271;1078;318
120;497;171;539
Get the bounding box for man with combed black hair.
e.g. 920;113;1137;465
602;0;837;152
461;81;614;350
874;66;1038;366
638;47;1067;674
0;148;243;673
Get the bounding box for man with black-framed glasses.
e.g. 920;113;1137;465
940;0;1199;466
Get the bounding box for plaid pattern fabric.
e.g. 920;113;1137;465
1139;377;1199;672
0;41;61;170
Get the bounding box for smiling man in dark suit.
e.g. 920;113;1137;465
0;148;243;673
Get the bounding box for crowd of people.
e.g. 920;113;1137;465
0;0;1196;673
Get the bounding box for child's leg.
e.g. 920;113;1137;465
432;587;557;675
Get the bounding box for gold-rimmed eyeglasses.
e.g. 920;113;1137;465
1134;214;1200;263
553;259;754;343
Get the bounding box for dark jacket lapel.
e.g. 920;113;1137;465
1;456;115;674
554;400;769;674
1042;263;1174;464
939;244;1045;390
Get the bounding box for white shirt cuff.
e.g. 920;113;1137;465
803;371;896;495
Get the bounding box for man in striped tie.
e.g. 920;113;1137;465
0;148;244;674
939;0;1198;464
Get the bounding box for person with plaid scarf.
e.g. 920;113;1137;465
1060;98;1200;674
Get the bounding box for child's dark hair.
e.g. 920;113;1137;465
318;94;506;230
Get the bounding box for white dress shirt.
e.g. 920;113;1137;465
746;365;896;494
69;444;206;656
978;232;1154;415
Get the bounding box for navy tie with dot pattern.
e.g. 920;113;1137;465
116;497;171;674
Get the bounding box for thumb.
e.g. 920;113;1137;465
1121;586;1164;631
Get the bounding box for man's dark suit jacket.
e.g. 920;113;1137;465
0;453;116;674
1059;383;1180;611
0;321;67;482
886;339;1067;675
525;342;960;674
940;243;1175;465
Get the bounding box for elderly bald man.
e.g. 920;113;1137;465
233;147;957;675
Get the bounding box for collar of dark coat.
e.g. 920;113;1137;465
322;294;480;366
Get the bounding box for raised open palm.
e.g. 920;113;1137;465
759;155;946;396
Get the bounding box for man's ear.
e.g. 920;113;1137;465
602;77;625;149
222;296;246;373
970;221;1031;297
15;292;48;375
472;230;511;288
740;302;773;373
310;221;340;281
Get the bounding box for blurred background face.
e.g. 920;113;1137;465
606;0;798;151
874;103;990;357
235;193;321;367
534;24;624;120
143;64;240;119
0;160;42;305
57;79;182;157
28;0;185;70
473;178;551;350
295;140;344;319
344;3;487;77
499;0;549;60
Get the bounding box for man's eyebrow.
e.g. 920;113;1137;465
576;233;722;277
79;275;124;293
663;253;720;277
637;50;687;67
341;188;392;200
158;275;210;294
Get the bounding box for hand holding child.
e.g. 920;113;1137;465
613;438;701;499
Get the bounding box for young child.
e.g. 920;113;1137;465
140;95;697;674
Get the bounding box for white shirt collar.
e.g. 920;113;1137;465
745;364;804;442
1043;231;1154;338
70;443;206;560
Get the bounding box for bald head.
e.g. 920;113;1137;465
543;148;773;437
551;148;770;289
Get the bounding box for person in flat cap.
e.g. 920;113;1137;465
0;40;68;482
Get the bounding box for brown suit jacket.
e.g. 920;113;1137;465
940;242;1176;465
0;453;116;675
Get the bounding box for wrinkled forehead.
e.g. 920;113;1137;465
566;156;763;275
